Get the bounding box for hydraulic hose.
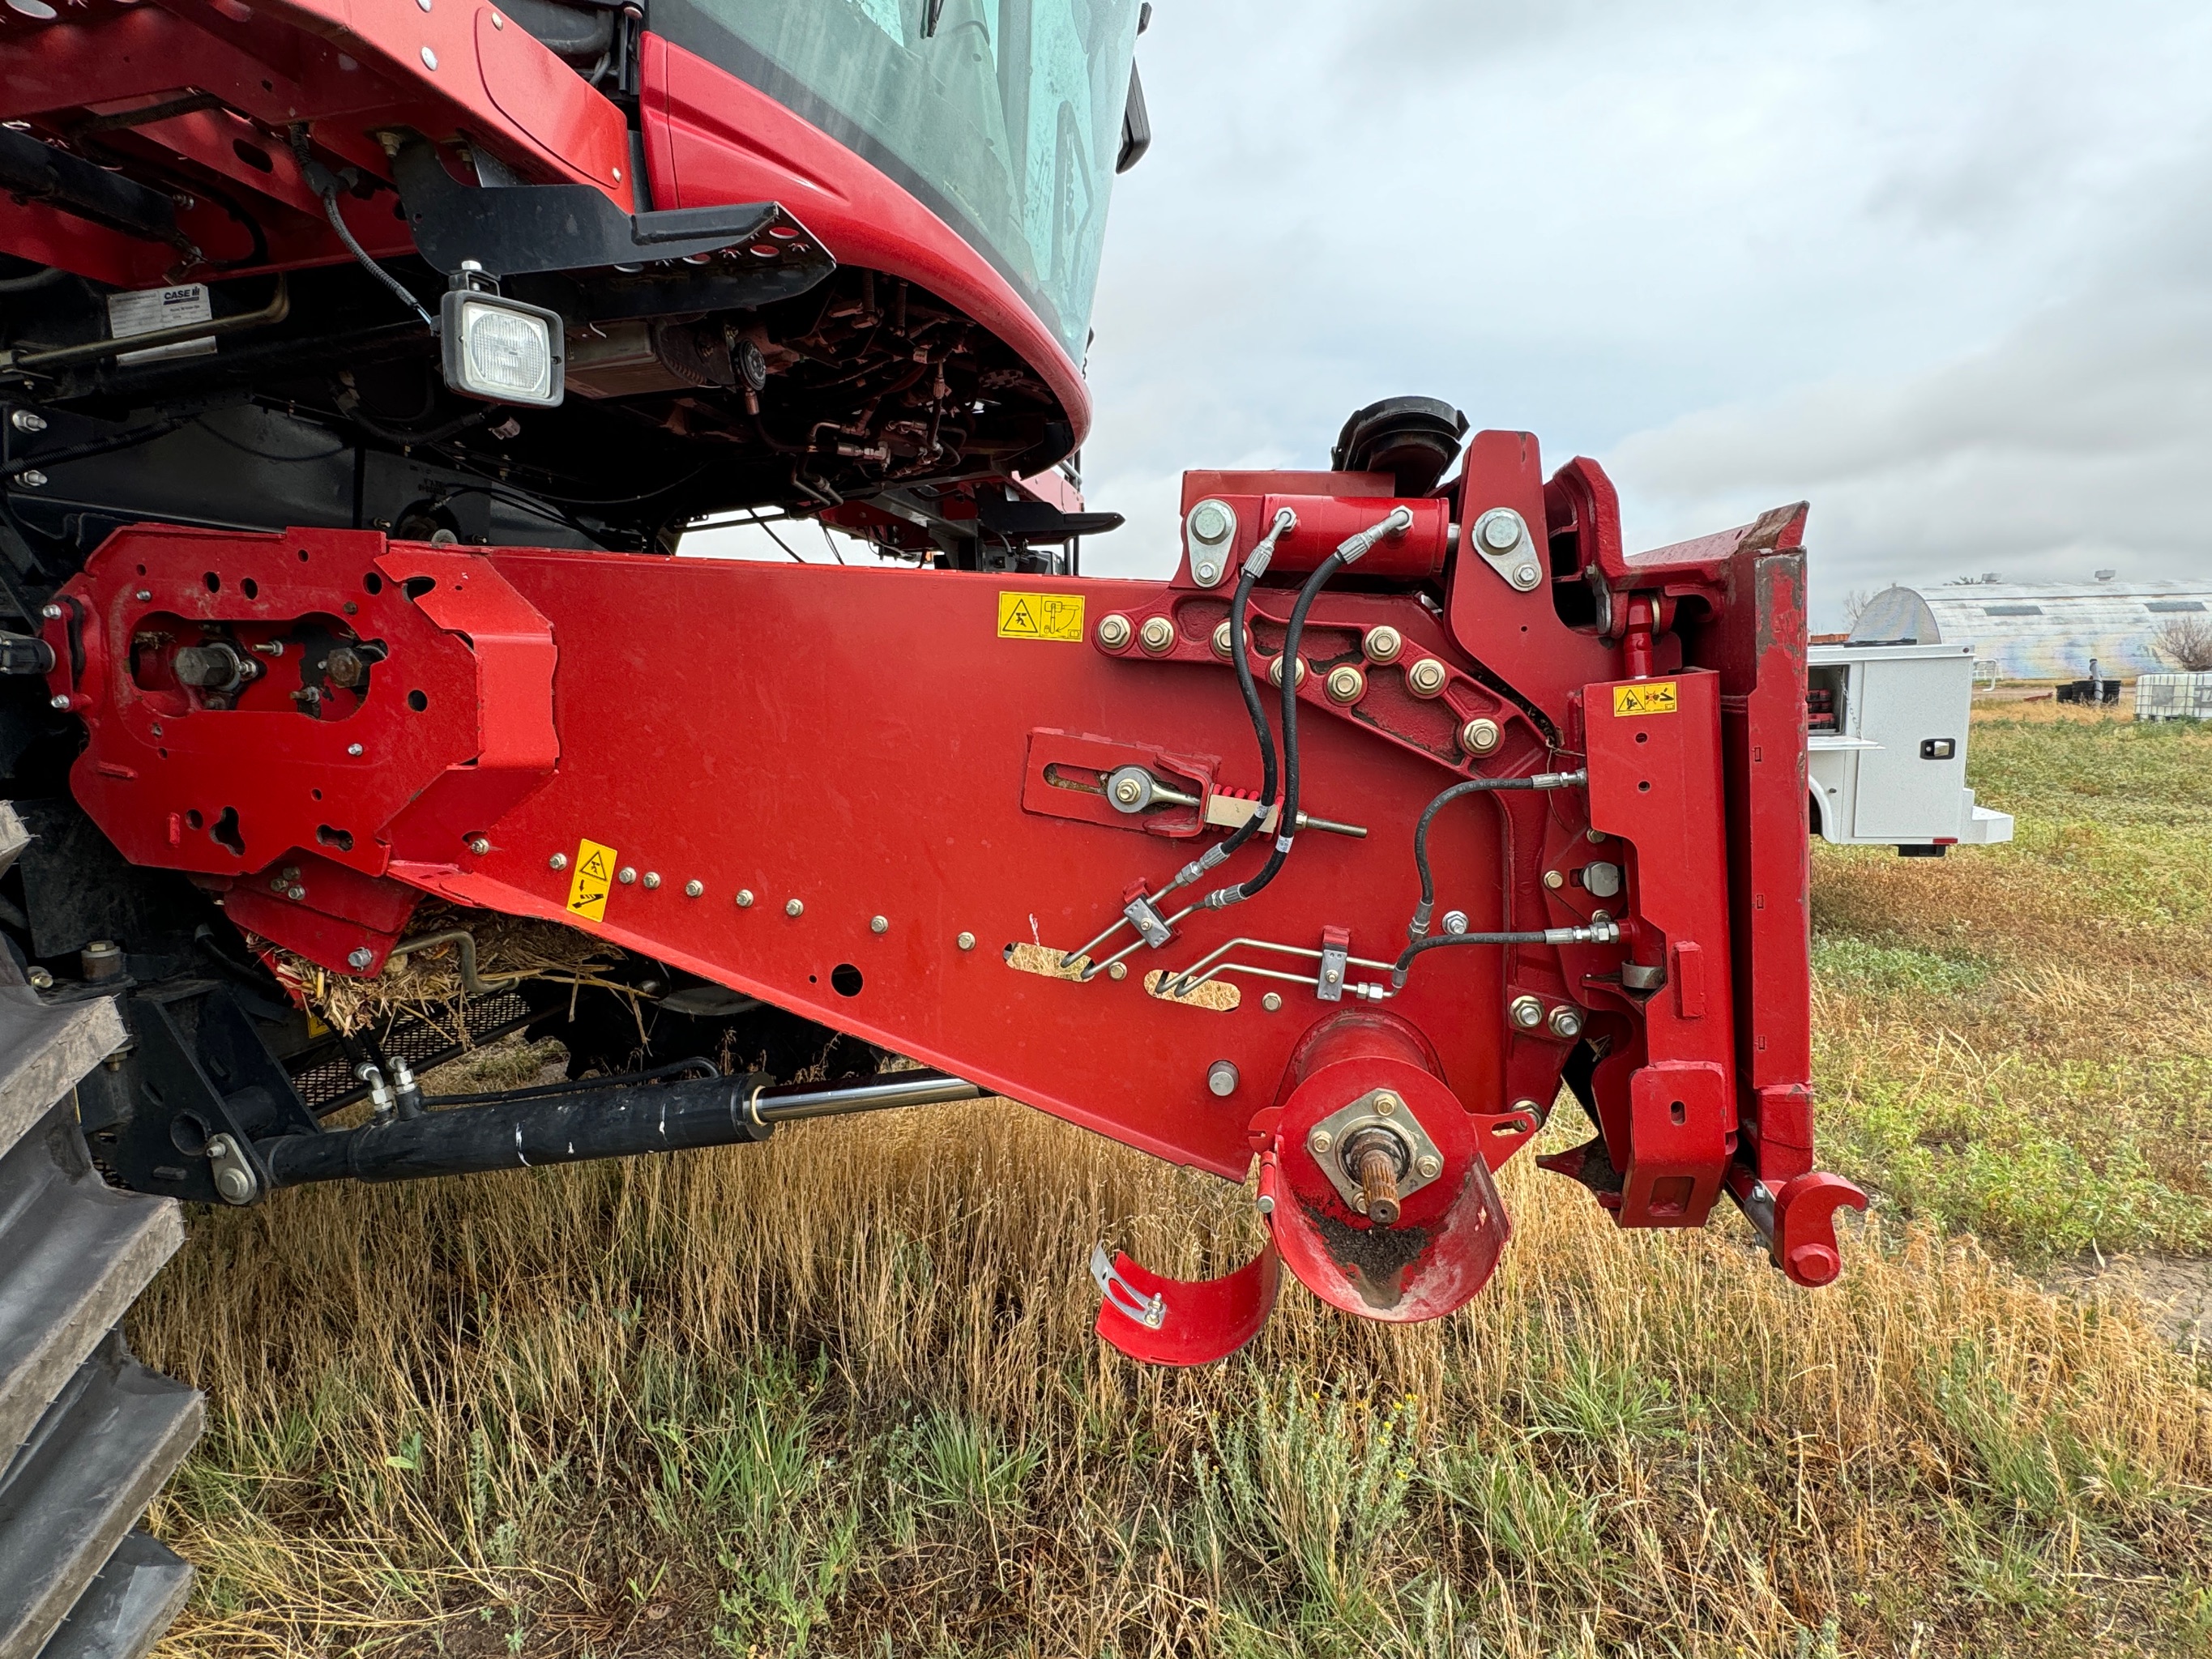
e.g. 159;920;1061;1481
1212;558;1279;863
1201;505;1411;911
1389;922;1616;991
1391;765;1598;988
1406;771;1585;939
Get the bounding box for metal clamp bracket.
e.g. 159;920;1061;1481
1467;507;1544;593
1090;1242;1167;1329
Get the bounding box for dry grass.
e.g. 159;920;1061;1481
1809;705;2212;1259
135;702;2212;1657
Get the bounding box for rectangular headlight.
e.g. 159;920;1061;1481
439;290;565;407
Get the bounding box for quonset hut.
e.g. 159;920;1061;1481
1850;579;2212;680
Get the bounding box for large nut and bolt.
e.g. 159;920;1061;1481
1458;717;1501;755
1325;664;1366;705
1441;910;1469;935
1189;500;1233;544
1138;615;1176;655
1113;775;1144;806
1508;994;1544;1030
1309;1128;1334;1154
1096;613;1133;650
1206;1060;1240;1097
736;889;755;908
215;1165;255;1205
1186;497;1236;583
870;914;889;933
643;872;664;889
1108;961;1128;981
1548;1004;1585;1039
80;940;123;982
784;898;805;917
468;836;492;855
1512;562;1542;589
1373;1091;1400;1115
1416;1154;1443;1179
1478;511;1522;552
1407;658;1449;697
1266;655;1308;688
1362;625;1403;664
1262;992;1283;1012
549;852;569;872
956;931;976;950
617;866;638;885
686;880;706;898
1212;620;1235;659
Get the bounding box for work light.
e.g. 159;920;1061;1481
439;288;565;407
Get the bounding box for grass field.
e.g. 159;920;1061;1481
138;704;2212;1657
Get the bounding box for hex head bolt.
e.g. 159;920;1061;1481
1096;613;1133;650
1138;615;1176;656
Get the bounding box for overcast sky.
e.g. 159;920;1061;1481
1072;0;2212;624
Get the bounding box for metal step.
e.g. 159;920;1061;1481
0;801;199;1659
0;1333;202;1659
33;1533;193;1659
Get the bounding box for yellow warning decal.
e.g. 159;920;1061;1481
566;838;617;922
1612;680;1679;718
997;591;1084;642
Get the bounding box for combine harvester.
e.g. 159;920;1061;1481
0;2;1866;1647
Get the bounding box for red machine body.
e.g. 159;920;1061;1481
43;441;1863;1359
2;0;1863;1363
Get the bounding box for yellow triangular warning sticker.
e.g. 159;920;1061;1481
1612;680;1678;718
567;838;617;920
997;590;1084;641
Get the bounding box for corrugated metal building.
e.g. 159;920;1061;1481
1850;579;2212;680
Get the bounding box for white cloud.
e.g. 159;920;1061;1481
1070;0;2212;626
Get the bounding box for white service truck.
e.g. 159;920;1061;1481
1806;639;2013;855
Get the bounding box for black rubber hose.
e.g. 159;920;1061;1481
1214;562;1278;861
1211;549;1347;905
1411;775;1547;917
1391;928;1562;987
0;265;66;293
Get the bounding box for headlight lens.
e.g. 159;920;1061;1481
440;291;565;407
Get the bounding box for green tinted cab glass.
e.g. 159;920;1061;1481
655;0;1142;361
